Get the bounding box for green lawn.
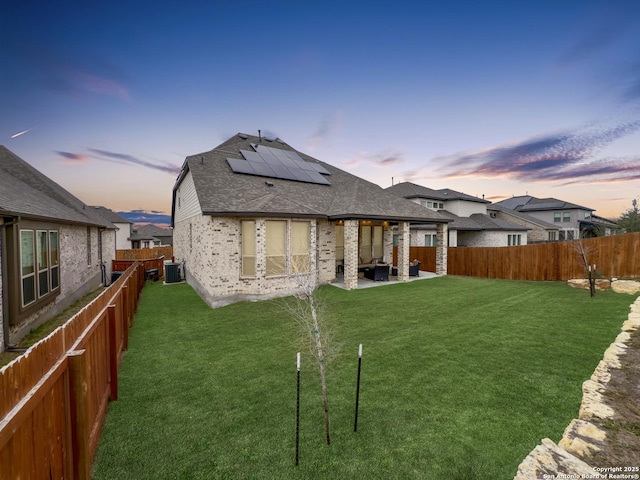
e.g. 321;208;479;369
92;277;636;479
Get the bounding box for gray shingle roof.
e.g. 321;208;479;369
0;146;113;227
93;206;132;224
412;210;528;232
172;134;451;224
487;204;559;229
385;182;490;204
495;195;592;212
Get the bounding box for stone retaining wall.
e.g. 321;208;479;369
514;296;640;479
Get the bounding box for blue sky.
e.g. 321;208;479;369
2;0;639;225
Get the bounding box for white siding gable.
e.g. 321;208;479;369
445;199;487;217
175;169;201;222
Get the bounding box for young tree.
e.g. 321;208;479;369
283;285;335;445
618;199;640;233
574;239;596;297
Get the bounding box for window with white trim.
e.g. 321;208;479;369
264;220;311;277
291;222;310;273
507;234;521;246
424;234;437;246
266;220;287;276
20;229;60;307
241;220;256;276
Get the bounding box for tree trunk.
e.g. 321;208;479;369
309;296;331;445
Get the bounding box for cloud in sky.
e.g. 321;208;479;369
56;148;180;174
344;149;404;168
433;120;640;185
55;151;90;162
87;148;181;174
306;111;342;151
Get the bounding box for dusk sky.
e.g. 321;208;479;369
2;0;639;226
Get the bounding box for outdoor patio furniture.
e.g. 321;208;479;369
409;261;421;276
363;264;390;281
145;268;159;281
391;261;421;277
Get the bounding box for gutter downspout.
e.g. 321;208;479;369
99;226;107;285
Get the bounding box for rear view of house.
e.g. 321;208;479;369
0;147;117;352
171;133;451;307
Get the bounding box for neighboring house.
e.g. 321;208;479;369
584;213;618;237
130;224;173;248
487;204;560;243
494;195;615;240
386;182;529;247
171;133;451;306
93;206;133;249
0;146;117;352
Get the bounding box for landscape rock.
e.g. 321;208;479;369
559;419;607;458
567;278;611;290
622;312;640;331
611;279;640;294
513;438;599;480
579;379;616;420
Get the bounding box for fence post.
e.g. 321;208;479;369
122;284;131;344
107;305;119;401
68;350;90;480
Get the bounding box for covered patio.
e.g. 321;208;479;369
331;218;449;291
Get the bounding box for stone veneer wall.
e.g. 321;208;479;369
174;214;333;307
514;295;640;479
9;224;104;344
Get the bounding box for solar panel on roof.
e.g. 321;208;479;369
308;163;331;175
226;143;331;185
240;150;263;162
227;158;255;174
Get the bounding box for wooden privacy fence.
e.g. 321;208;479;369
0;262;145;479
113;257;165;279
116;246;173;261
393;232;640;281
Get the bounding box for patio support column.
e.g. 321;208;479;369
383;225;393;265
343;220;359;290
397;221;410;282
436;223;448;275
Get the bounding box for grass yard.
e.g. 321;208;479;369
92;277;637;479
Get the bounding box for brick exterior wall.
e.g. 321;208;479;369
173;214;333;307
436;223;448;275
457;230;527;247
397;222;410;281
9;224;107;346
342;220;359;290
316;219;336;285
